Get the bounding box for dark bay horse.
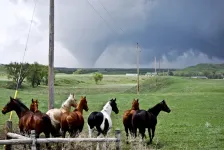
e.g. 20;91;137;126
132;100;171;144
2;97;52;149
123;98;139;143
60;96;89;138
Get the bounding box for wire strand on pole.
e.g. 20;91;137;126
9;0;38;121
86;0;118;34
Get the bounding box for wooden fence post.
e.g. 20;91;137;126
4;120;12;150
30;130;36;150
115;129;121;150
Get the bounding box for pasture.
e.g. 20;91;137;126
0;74;224;149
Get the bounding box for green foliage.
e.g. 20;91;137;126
174;63;224;79
93;72;103;84
4;62;30;89
26;62;46;87
168;71;174;76
73;69;83;74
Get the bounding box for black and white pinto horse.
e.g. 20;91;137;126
87;98;119;149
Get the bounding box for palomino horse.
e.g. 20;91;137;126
60;96;89;138
2;97;52;150
132;100;171;144
46;93;77;137
87;98;119;150
123;99;139;143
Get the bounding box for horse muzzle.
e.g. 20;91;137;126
2;109;7;114
167;109;171;113
115;110;119;114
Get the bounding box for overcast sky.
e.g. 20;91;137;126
0;0;223;68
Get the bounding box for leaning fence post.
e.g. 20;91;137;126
115;129;121;150
4;120;12;150
30;130;36;150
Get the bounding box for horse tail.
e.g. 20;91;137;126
42;115;51;124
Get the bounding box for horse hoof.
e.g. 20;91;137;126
126;141;129;144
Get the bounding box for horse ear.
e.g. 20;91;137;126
137;99;139;102
114;98;116;101
32;99;34;102
72;93;75;97
10;96;13;101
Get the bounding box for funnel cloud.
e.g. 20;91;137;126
2;0;224;68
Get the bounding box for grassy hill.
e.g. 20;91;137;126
182;63;224;73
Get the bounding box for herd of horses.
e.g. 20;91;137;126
1;93;171;149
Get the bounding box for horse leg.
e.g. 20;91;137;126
147;127;152;144
139;128;146;143
96;132;102;150
150;126;156;143
88;125;94;138
125;126;129;143
102;132;109;150
45;132;51;150
35;134;41;150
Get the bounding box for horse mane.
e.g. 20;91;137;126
147;103;160;112
13;98;29;110
102;101;111;112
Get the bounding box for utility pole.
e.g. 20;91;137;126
136;43;140;94
48;0;54;110
155;57;157;74
159;59;160;73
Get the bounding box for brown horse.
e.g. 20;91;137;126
132;100;171;144
60;96;89;138
30;99;41;113
123;98;139;143
2;97;53;150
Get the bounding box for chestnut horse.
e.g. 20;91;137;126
132;100;171;144
60;96;89;138
123;98;139;143
46;93;77;137
30;99;41;113
2;97;52;150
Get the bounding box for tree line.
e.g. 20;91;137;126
5;62;56;89
162;70;224;79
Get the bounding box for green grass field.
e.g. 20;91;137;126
0;74;224;150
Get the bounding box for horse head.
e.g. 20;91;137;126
30;99;39;112
80;96;89;112
160;100;171;113
2;96;15;114
131;99;139;110
61;93;78;111
110;98;119;114
2;96;29;117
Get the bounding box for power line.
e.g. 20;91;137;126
97;0;124;33
9;0;38;120
86;0;118;34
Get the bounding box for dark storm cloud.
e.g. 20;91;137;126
12;0;224;67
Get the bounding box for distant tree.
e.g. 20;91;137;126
168;71;174;76
73;69;83;74
40;65;57;86
93;72;103;84
27;62;43;87
5;62;30;88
